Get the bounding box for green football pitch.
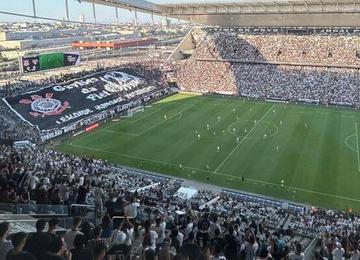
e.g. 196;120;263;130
57;93;360;212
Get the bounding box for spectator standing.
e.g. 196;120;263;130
288;243;305;260
93;244;107;260
332;242;345;260
70;234;93;260
64;216;83;250
6;232;35;260
125;197;139;219
0;222;13;260
48;218;60;235
87;226;109;252
224;226;240;260
43;235;71;260
100;214;113;239
80;220;94;245
152;217;166;248
141;220;158;251
24;219;50;259
110;217;134;249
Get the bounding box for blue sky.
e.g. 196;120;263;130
0;0;186;24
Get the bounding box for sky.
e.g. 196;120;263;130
0;0;192;24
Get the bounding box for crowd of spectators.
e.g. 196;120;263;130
2;30;360;259
176;29;360;106
1;143;360;259
191;30;360;66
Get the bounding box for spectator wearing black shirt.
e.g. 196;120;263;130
196;222;210;249
48;218;60;235
105;194;116;217
24;219;51;259
80;221;94;245
70;234;93;260
6;232;35;260
257;246;272;260
181;231;201;260
42;235;71;260
76;184;89;205
211;228;225;256
158;238;172;260
100;214;112;239
93;244;106;260
143;248;157;260
224;225;240;260
114;196;125;216
87;226;109;252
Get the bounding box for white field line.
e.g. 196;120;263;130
344;134;357;152
101;129;140;136
70;128;101;144
74;104;193;142
101;112;183;137
214;105;275;173
355;123;360;172
101;107;159;131
131;104;194;136
294;109;358;116
100;105;192;137
69;143;360;203
128;108;161;123
294;111;354;119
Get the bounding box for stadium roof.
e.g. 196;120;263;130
83;0;360;27
80;0;161;14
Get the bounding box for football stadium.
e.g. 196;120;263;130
2;0;360;259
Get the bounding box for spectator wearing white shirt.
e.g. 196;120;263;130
124;197;139;219
152;217;166;247
28;174;39;190
64;216;83;250
170;227;184;253
58;180;69;202
140;220;158;251
43;176;50;189
78;174;84;186
288;243;305;260
183;218;196;241
110;217;134;249
332;242;345;260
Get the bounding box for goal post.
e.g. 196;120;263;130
120;106;145;118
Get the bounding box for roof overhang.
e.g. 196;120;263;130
156;0;360;27
80;0;161;14
80;0;360;27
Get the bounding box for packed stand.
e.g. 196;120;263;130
2;143;359;259
176;29;360;107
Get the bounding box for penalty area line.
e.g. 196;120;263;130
135;104;194;136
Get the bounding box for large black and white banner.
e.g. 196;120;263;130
3;69;169;141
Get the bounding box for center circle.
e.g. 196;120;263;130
227;120;279;139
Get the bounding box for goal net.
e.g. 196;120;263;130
120;106;144;118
